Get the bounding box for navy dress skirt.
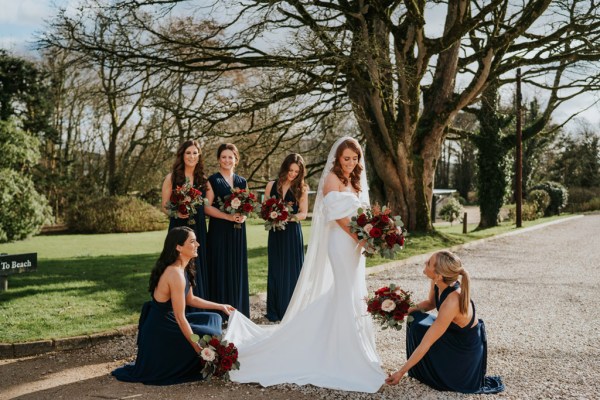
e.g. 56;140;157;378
206;172;250;317
406;282;504;394
168;185;208;300
112;276;222;385
265;181;304;321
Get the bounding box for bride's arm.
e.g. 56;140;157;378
323;173;360;243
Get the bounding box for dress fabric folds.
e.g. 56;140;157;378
112;276;222;385
206;173;250;317
168;184;208;300
224;191;385;393
265;181;304;321
406;283;504;394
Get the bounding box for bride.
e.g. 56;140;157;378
224;137;385;393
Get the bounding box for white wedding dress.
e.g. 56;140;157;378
224;137;385;393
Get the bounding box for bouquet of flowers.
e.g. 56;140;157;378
366;284;414;330
166;177;206;225
191;334;240;380
349;204;405;259
260;196;294;231
220;187;261;228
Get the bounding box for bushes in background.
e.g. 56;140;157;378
67;196;168;233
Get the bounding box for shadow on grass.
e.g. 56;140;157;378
0;253;159;315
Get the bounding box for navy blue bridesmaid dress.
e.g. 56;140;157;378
406;282;504;394
112;275;222;385
206;172;250;317
168;183;208;301
265;181;304;321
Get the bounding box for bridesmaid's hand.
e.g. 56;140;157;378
220;304;235;315
177;211;190;219
233;213;247;224
385;370;406;385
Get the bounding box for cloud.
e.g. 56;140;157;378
0;1;53;27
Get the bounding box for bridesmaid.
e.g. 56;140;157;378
205;143;250;318
161;140;209;300
264;154;308;322
112;226;234;385
385;250;504;394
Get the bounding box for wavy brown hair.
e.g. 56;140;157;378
331;139;363;192
276;153;307;201
170;140;207;194
149;226;196;293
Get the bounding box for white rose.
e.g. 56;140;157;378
363;223;373;235
270;211;279;219
230;197;242;209
381;299;396;312
200;347;216;362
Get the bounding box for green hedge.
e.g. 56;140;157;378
530;181;568;216
0;169;53;242
67;196;168;233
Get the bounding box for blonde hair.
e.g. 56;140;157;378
433;250;471;315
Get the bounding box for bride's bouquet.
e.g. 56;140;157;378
260;197;293;231
349;204;405;259
220;187;261;228
166;177;207;225
192;334;240;380
366;284;414;330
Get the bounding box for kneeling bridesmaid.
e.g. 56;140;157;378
386;250;504;394
112;226;234;385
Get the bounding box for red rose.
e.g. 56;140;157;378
370;227;382;238
380;214;390;224
221;356;233;371
209;337;221;347
371;216;380;226
385;233;397;247
356;214;368;227
393;310;405;321
178;204;188;214
249;192;256;200
278;211;288;221
398;301;410;314
243;203;253;212
397;234;405;246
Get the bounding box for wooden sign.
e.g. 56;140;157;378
0;253;37;276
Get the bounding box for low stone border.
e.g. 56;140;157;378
1;215;581;361
0;325;137;360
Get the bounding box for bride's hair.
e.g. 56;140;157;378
148;226;196;294
331;139;363;192
433;251;471;315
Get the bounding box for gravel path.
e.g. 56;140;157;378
2;215;599;399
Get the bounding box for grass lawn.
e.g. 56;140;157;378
0;215;572;342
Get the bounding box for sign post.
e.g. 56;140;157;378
0;253;38;291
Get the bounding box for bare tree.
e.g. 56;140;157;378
40;0;600;231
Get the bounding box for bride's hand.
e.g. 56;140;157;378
385;370;405;385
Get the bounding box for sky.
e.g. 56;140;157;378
0;0;598;132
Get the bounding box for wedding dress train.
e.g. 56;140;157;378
224;190;385;393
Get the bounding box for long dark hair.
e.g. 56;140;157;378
276;153;307;201
171;140;207;194
331;139;363;192
148;226;196;294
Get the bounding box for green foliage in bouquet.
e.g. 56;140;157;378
66;196;167;233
